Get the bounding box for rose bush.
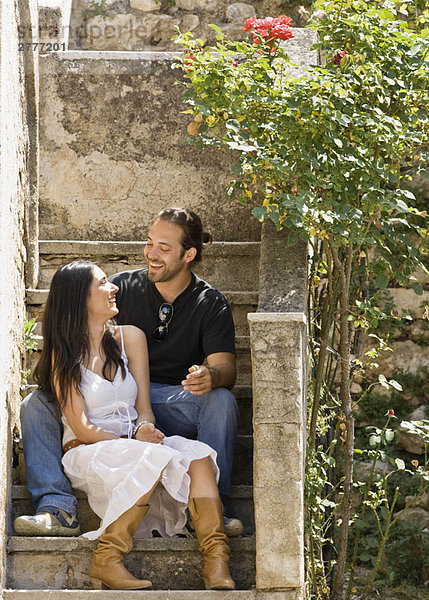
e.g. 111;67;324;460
174;1;429;597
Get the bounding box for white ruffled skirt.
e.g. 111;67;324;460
62;435;218;540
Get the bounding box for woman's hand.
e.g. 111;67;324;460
134;422;165;444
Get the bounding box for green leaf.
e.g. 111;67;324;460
208;24;222;35
375;274;389;289
379;450;389;462
369;435;380;448
400;189;415;201
252;206;266;220
360;552;373;563
385;430;394;443
389;379;403;391
226;119;240;132
395;458;405;470
378;374;389;388
413;282;424;296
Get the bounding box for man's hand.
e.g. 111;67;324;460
181;364;213;396
134;422;165;444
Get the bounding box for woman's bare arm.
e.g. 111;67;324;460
122;325;164;444
59;383;119;444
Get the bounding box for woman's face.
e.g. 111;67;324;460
87;266;119;321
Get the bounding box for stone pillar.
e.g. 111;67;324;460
249;313;306;595
258;220;308;313
250;217;308;596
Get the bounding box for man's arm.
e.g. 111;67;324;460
181;352;236;396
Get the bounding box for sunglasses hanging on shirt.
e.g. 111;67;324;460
152;302;174;342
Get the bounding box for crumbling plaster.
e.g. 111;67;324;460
0;0;33;587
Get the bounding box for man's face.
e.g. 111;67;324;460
144;219;190;283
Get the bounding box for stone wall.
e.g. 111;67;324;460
38;51;261;242
37;29;316;243
356;283;429;432
68;0;309;51
0;0;35;587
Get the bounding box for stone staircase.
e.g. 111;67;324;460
10;490;255;590
9;239;259;594
5;1;313;596
4;592;253;599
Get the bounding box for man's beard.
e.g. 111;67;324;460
147;260;185;283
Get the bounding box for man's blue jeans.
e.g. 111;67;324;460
20;389;77;514
21;385;238;513
150;383;238;500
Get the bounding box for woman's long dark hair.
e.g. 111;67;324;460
34;261;125;409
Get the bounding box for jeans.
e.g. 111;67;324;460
20;389;77;514
21;385;238;513
150;383;238;499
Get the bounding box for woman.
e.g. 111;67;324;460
33;260;235;591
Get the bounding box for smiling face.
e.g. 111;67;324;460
144;219;196;283
86;266;119;321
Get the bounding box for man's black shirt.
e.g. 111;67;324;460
110;269;236;386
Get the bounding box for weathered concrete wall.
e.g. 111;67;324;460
38;51;261;242
38;29;316;243
0;0;35;587
39;0;73;45
258;220;308;313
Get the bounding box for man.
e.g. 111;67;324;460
14;207;243;537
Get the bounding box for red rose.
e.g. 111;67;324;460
184;54;195;71
242;16;258;32
332;50;348;65
242;15;294;44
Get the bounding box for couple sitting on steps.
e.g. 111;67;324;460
14;207;243;590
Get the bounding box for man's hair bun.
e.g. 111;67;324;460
157;207;211;263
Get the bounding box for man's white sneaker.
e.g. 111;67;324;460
14;509;81;536
223;515;244;537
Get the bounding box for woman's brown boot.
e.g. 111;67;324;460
188;497;235;590
89;503;152;590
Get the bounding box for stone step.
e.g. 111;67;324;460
14;432;253;488
20;384;253;435
7;535;255;590
12;484;255;536
31;333;250;352
25;331;252;387
20;383;252;399
37;240;260;293
26;289;259;339
4;591;255;600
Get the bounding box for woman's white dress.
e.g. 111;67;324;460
61;328;218;541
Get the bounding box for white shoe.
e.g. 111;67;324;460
14;509;80;536
223;515;243;537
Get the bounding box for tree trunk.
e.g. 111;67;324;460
330;244;355;600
